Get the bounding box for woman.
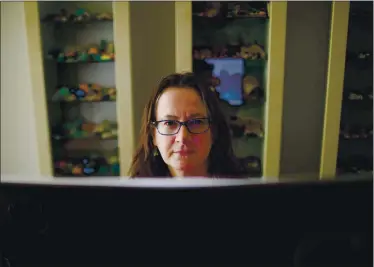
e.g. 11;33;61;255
128;72;248;178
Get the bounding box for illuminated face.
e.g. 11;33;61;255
153;87;212;176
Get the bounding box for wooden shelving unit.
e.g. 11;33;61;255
320;1;373;179
336;2;373;177
24;1;134;177
180;1;287;178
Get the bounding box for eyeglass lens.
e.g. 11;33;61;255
156;118;210;135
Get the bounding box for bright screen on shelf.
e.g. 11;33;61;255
205;58;245;106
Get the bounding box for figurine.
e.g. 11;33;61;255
205;2;222;17
358;52;371;60
193;50;201;59
239;43;266;60
242;75;264;102
107;88;116;101
52;86;70;101
100;54;112;61
227;2;267;18
94;120;118;139
199;49;213;59
198;2;221;17
106;42;115;54
239;156;262;175
88;47;99;55
81;158;98;176
48;48;62;59
55;9;69;22
77;51;89;62
57;52;66;63
96;12;113;20
74;8;90;22
348;91;364;101
229;115;264;138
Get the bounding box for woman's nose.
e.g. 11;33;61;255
175;124;190;142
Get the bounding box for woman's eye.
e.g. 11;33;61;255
190;119;204;125
163;121;176;127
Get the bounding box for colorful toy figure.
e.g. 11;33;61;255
93;120;118;139
70;88;86;100
229;115;264;139
239;156;262;175
74;8;90;22
52;84;117;102
96;12;113;20
81;158;97;175
48;41;115;63
54;153;122;176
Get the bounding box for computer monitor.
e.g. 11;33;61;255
1;176;372;266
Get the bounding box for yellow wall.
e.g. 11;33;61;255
113;2;135;176
279;2;332;179
1;2;43;175
319;2;350;179
262;2;287;179
129;2;177;145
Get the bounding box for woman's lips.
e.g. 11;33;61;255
174;151;194;156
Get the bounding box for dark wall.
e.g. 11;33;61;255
280;2;332;176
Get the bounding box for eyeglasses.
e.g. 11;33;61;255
151;118;211;136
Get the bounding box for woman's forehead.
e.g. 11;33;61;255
155;87;208;118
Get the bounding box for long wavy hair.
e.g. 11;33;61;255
128;72;247;178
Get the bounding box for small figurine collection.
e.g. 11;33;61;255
194;2;268;18
346;51;373;70
340;124;373;139
52;84;116;102
42;8;113;24
229;115;264;139
48;40;115;63
344;88;373;102
52;119;118;140
227;2;268;18
54;153;120;176
193;42;266;60
347;51;372;61
336;155;373;175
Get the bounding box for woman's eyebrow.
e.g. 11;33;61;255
189;113;206;118
161;113;206;120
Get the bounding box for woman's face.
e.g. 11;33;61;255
153;87;213;176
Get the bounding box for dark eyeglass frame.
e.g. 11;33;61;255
150;117;212;136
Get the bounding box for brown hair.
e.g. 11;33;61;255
128;72;248;178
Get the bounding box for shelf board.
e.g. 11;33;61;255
192;14;269;28
56;59;115;64
50;99;116;104
339;136;373;141
220;98;265;109
193;57;267;65
342;99;373;110
232;136;264;141
53;135;118;142
54;173;118;178
42;18;113;27
44;58;115;64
